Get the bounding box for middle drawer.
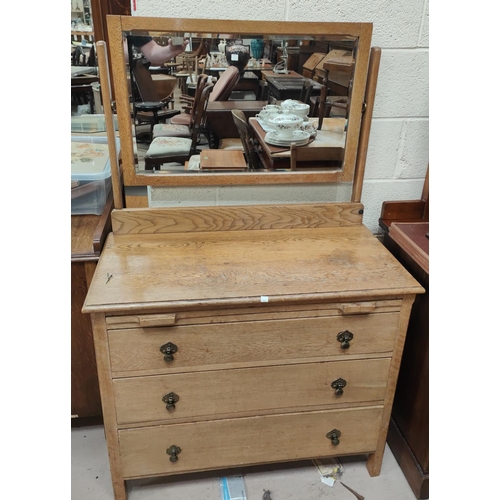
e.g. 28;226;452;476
113;358;391;425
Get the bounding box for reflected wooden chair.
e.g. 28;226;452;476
231;109;261;170
144;83;214;170
131;58;180;138
209;66;240;101
152;75;208;140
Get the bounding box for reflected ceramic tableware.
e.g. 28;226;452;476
281;99;310;120
257;109;284;129
262;104;281;112
268;114;303;138
299;120;317;136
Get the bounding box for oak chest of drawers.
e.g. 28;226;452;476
83;203;424;500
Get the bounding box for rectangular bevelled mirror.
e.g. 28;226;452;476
106;16;372;188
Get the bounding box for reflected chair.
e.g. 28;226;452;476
231;109;262;170
314;67;351;130
131;58;180;139
169;74;209;127
152;75;209;140
209;65;240;101
144;83;214;170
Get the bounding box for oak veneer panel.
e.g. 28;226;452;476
105;299;402;329
111;203;364;235
113;358;391;424
83;226;423;314
118;406;383;478
108;313;400;375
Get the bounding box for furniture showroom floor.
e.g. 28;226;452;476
72;423;423;499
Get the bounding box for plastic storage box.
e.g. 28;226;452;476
71;136;113;215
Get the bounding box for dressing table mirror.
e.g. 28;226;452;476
106;16;373;187
83;20;427;500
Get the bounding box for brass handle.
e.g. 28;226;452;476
162;392;180;411
337;330;353;349
331;378;347;396
326;429;341;446
166;445;181;462
159;342;178;362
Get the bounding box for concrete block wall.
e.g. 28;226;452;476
134;0;429;234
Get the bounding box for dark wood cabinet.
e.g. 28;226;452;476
382;222;429;499
71;194;114;420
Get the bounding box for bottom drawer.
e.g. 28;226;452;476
119;406;383;478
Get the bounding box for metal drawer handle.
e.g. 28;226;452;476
166;445;181;462
326;429;341;446
162;392;180;411
331;378;347;396
337;330;353;349
160;342;178;362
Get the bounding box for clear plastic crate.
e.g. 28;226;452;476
71;135;118;215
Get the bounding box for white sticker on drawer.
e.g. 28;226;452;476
260;296;269;302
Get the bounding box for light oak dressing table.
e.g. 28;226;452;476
83;22;423;500
83;203;424;500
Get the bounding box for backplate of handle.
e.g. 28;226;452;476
331;378;347;396
159;342;178;362
337;330;353;349
162;392;180;411
166;445;181;462
326;429;341;446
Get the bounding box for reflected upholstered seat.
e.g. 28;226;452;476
153;76;208;139
144;84;213;170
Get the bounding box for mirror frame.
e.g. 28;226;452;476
107;16;373;187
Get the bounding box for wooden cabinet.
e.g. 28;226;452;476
71;193;113;419
382;222;429;499
83;204;424;500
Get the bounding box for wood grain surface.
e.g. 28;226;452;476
113;358;391;424
83;225;423;313
111;203;364;235
107;312;400;375
118;406;383;478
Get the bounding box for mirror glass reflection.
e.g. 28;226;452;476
121;29;359;174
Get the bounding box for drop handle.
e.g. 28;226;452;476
159;342;178;362
326;429;341;446
337;330;353;349
166;445;181;462
331;378;347;396
162;392;180;411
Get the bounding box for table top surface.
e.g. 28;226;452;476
199;149;247;170
71;193;113;261
389;222;429;275
207;101;268;111
71;66;97;77
249;117;346;157
83;220;423;313
261;70;302;79
265;76;321;91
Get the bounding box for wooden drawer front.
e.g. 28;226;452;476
119;406;383;478
113;358;391;424
108;313;399;374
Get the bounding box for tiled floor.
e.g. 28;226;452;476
71;423;421;500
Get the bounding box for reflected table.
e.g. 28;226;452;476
249;117;346;170
263;74;322;101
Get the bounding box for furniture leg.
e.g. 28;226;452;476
91;313;128;500
366;294;415;477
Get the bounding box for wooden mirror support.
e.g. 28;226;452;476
106;16;373;188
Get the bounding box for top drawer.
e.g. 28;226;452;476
108;310;400;375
